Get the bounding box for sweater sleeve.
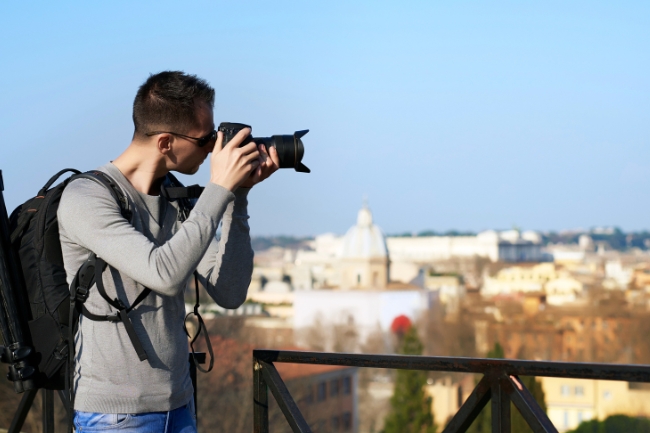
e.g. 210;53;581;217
58;179;235;296
195;187;254;309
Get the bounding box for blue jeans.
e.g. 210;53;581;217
74;399;196;433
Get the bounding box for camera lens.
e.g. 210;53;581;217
217;122;310;173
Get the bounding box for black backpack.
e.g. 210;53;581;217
8;169;137;389
9;169;213;392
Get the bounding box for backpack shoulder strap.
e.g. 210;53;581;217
70;171;132;221
67;172;150;361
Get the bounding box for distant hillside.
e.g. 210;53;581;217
542;228;650;250
251;236;314;252
388;230;477;237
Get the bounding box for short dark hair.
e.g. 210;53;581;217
132;71;215;136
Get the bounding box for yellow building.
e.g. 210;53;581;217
425;375;474;431
482;263;584;305
540;376;650;432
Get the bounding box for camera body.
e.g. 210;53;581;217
218;122;310;173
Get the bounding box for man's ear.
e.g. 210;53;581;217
157;134;173;155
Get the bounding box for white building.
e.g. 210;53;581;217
387;230;542;264
293;290;435;348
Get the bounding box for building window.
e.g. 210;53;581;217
317;382;327;402
330;378;340;397
342;376;352;395
575;386;584;396
342;412;352;431
563;411;569;428
305;385;314;404
331;416;340;431
577;411;583;424
561;385;570;396
357;274;361;285
603;390;612;401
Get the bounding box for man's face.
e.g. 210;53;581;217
167;101;215;175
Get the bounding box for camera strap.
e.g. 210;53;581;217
160;184;204;200
184;271;214;373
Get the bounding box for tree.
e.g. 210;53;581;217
383;326;437;433
466;342;547;433
567;414;650;433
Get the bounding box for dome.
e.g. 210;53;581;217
339;203;388;259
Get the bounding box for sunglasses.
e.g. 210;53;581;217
145;129;217;148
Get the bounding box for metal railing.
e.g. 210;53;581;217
252;350;650;433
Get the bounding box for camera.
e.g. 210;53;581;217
218;122;311;173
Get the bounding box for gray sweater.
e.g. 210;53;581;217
58;163;253;414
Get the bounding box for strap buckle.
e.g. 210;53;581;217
75;286;89;303
54;342;68;360
107;299;127;322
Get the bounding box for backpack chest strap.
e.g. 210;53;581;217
71;255;150;362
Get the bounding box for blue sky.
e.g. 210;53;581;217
1;1;648;236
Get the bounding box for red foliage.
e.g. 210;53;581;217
390;315;412;335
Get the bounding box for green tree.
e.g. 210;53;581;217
568;414;650;433
466;342;547;433
383;326;437;433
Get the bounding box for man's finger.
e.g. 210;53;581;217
242;148;261;164
268;145;280;167
258;145;269;165
239;142;258;155
214;131;224;152
226;127;252;149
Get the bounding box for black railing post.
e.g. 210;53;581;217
491;372;510;433
254;358;269;433
506;375;558;433
258;360;312;432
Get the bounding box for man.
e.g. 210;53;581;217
58;71;277;432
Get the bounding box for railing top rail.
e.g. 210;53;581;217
253;349;650;382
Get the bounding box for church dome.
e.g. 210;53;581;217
339;203;388;259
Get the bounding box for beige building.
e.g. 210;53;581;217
338;204;389;289
425;375;474;430
279;203;390;290
540;376;650;432
481;263;584;305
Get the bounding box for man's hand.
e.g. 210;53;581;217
209;128;260;191
240;144;280;188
